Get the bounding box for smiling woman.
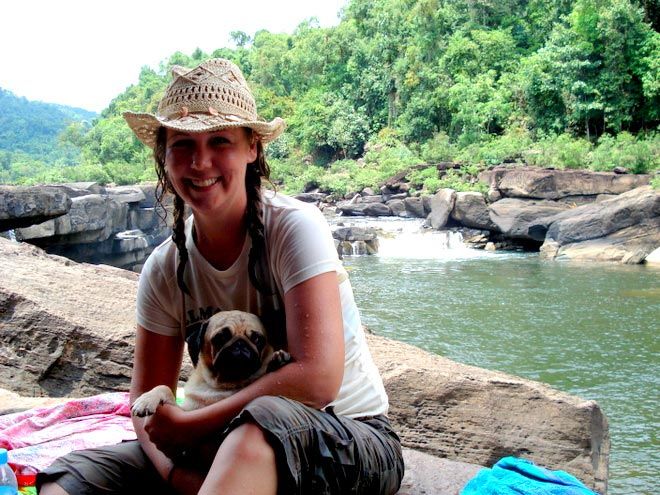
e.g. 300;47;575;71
36;57;404;495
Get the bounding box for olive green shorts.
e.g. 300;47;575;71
37;396;404;495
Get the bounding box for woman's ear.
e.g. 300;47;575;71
243;128;258;163
247;137;258;163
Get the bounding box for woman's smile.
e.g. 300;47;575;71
188;176;222;189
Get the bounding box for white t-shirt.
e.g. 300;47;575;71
136;191;389;418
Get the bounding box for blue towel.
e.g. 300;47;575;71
461;457;599;495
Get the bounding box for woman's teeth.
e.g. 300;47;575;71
191;177;219;187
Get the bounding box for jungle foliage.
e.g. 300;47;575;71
0;89;97;184
2;0;659;193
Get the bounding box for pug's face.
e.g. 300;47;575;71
200;310;271;383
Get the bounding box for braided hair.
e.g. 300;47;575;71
245;136;273;294
153;127;273;296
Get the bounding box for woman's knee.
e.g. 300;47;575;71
200;422;278;495
38;482;70;495
219;422;275;466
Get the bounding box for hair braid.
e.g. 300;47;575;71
172;194;191;295
154;127;191;295
246;139;273;294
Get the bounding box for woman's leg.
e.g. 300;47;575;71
198;422;277;495
37;483;69;495
222;396;404;494
36;441;174;495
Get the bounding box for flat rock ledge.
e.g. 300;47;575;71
0;238;608;493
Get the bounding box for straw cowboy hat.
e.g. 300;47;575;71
123;58;285;148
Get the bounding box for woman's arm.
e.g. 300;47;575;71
129;326;185;479
279;270;345;405
146;270;345;441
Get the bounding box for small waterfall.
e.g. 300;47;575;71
6;229;17;242
377;223;478;259
334;217;490;260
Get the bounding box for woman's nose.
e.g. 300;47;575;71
191;144;212;170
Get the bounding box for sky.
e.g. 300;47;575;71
2;0;348;113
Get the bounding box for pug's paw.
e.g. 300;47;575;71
267;350;292;372
131;385;176;417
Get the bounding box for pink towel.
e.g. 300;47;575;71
0;393;137;471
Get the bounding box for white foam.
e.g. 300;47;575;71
333;217;493;261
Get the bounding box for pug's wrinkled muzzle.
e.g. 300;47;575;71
215;340;261;381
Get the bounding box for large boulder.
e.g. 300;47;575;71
536;186;659;262
451;192;497;230
387;199;408;217
3;184;174;272
293;192;328;204
489;198;571;241
427;189;456;229
543;186;658;244
542;220;660;263
403;197;426;218
337;202;392;217
479;167;650;200
16;194;127;244
0;239;137;396
105;185;147;204
0;237;608;492
47;182;105;197
0;186;71;231
368;335;608;494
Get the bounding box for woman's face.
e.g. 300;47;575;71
164;127;257;216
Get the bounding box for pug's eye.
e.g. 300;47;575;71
248;331;266;351
211;327;233;347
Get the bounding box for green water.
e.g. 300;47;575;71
343;251;659;495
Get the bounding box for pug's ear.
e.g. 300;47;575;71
186;321;209;367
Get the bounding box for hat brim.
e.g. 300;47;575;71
123;112;286;149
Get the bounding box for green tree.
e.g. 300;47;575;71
288;89;369;161
516;25;602;138
81;116;149;166
573;0;656;132
230;31;252;48
247;31;293;95
447;71;512;144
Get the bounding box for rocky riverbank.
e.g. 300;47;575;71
0;182;171;271
321;167;658;263
0;167;657;271
0;237;609;493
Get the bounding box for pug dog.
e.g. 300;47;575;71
131;310;290;416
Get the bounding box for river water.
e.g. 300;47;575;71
338;218;658;495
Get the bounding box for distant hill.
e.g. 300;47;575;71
0;88;97;162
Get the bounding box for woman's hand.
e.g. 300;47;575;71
143;403;195;460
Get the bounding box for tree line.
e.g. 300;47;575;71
2;0;659;192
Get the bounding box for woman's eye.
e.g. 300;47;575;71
210;136;230;146
169;139;193;149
